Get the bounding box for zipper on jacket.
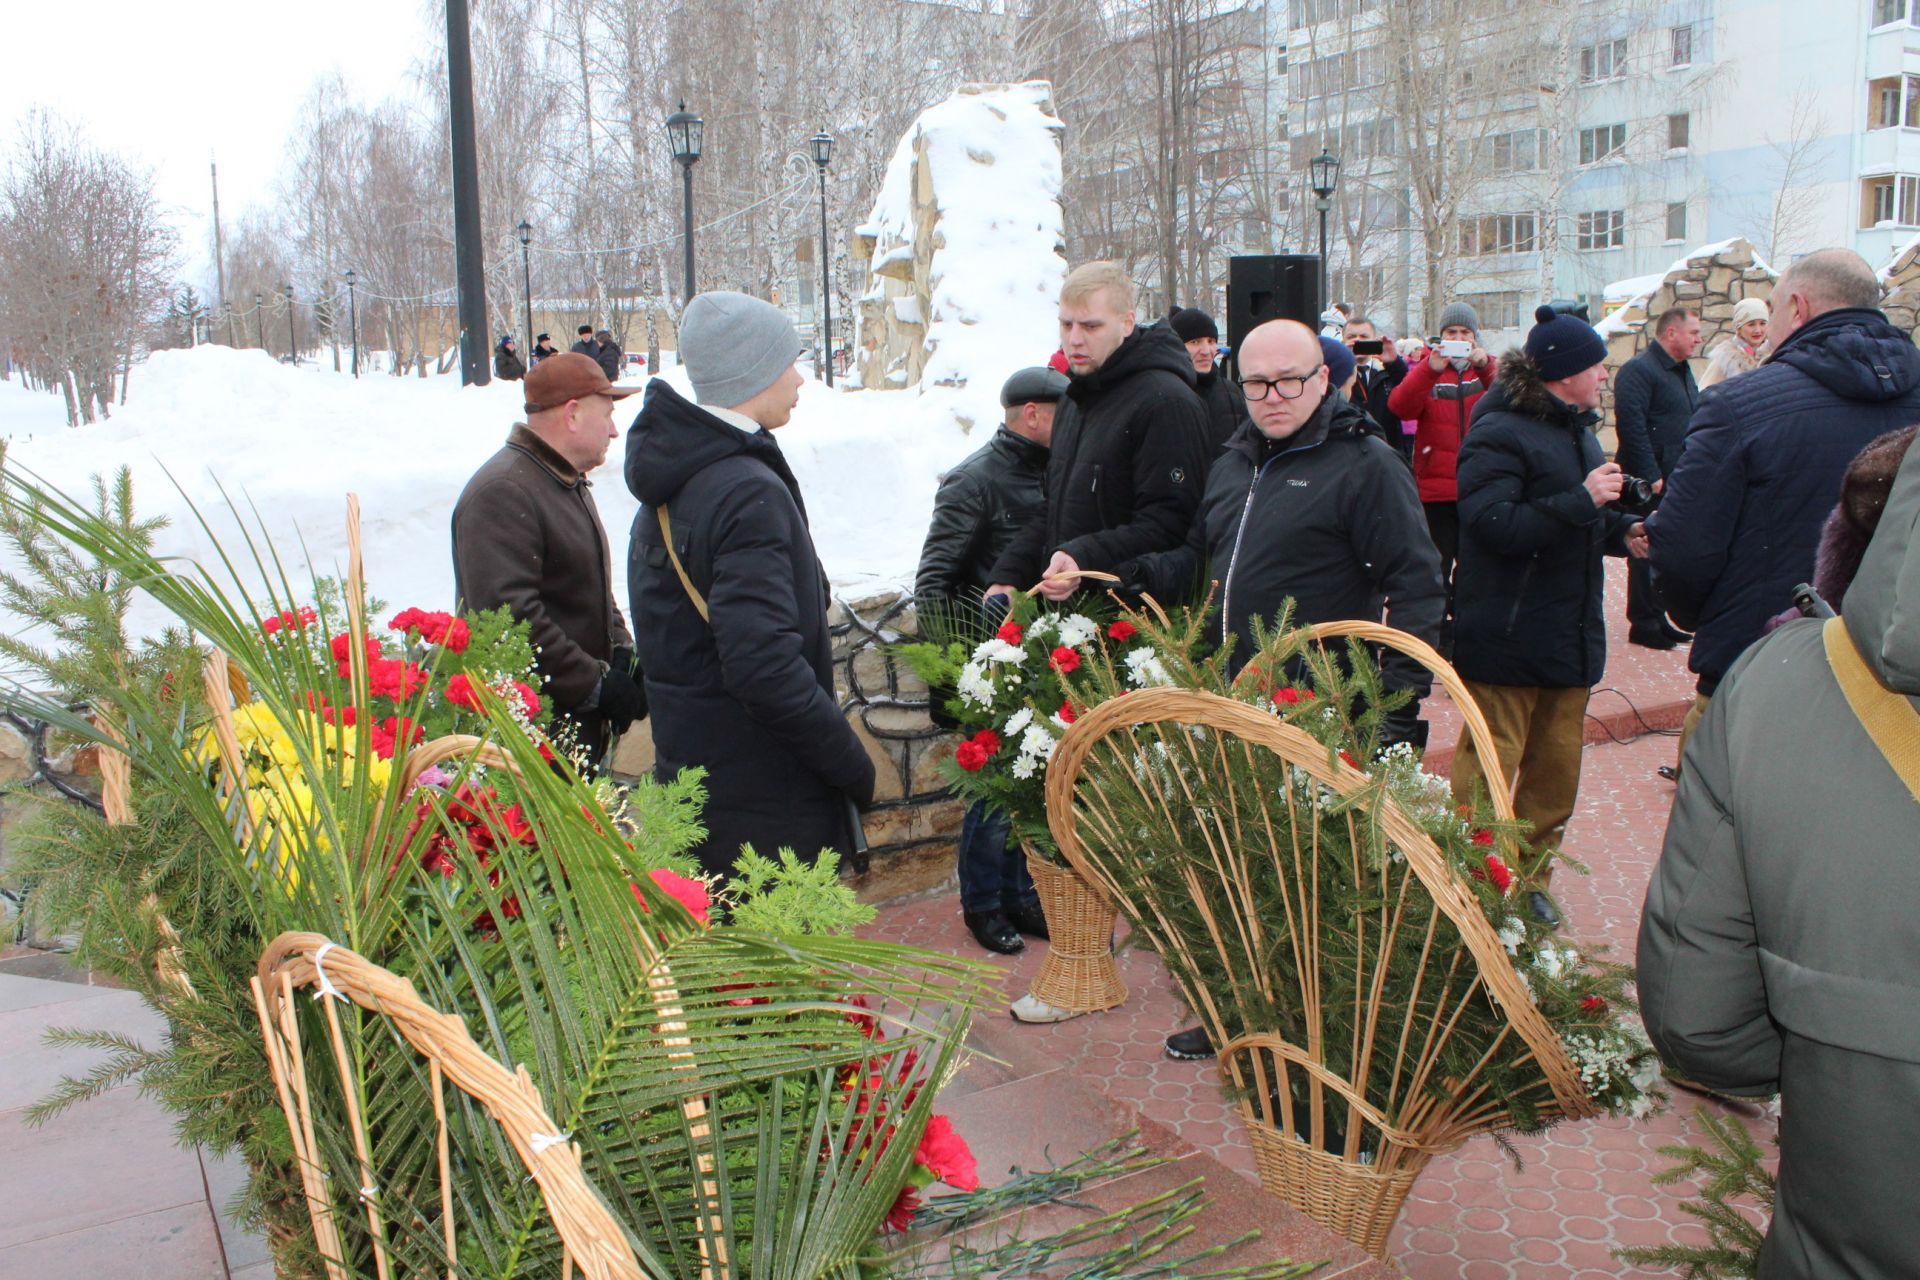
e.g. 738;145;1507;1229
1503;557;1537;636
1220;438;1327;648
1091;464;1102;494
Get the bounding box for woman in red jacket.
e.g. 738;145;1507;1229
1387;300;1495;651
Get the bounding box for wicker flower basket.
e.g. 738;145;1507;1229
1022;844;1128;1014
1044;620;1599;1257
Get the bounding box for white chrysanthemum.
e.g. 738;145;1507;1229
1003;707;1034;736
1497;920;1525;956
974;637;1028;665
1056;614;1098;649
1124;647;1173;687
957;661;994;708
1026;615;1055;638
1018;723;1058;763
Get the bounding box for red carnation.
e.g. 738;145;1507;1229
1273;687;1304;706
1483;854;1514;893
915;1114;979;1191
1580;995;1607;1012
631;868;712;926
1471;829;1495;846
389;607;428;634
884;1187;920;1233
1339;750;1359;769
441;617;470;652
995;619;1023;645
1049;646;1080;674
970;728;1001;755
330;631;383;677
955;740;989;772
445;673;482;711
1107;619;1137;642
513;681;541;719
1057;699;1076;724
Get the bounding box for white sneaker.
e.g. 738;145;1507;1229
1009;992;1083;1024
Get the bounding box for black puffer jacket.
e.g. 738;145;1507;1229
1648;307;1920;694
1128;393;1443;696
1193;369;1251;456
987;322;1210;589
624;380;874;877
595;336;624;382
1453;351;1637;688
914;426;1049;602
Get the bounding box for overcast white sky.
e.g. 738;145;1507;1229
4;0;436;285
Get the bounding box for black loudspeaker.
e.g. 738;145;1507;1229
1226;255;1323;354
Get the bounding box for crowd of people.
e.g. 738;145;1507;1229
492;323;627;384
447;249;1918;1278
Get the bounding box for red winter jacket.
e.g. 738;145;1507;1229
1388;356;1496;503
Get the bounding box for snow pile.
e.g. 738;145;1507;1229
854;81;1067;430
0;346;981;662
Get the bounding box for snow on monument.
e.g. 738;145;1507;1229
851;82;1067;397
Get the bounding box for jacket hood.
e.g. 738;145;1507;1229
1494;349;1598;429
624;377;782;506
1069;321;1198;400
1221;383;1373;463
1844;432;1920;693
1771;308;1920;404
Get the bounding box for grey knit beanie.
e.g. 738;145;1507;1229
678;291;801;408
1436;301;1480;334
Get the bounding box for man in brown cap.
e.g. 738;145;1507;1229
452;352;647;765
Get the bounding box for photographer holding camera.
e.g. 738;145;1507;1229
1613;307;1701;649
1342;315;1411;458
1389;301;1495;652
1448;306;1646;926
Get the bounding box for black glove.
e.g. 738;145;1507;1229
609;644;639;677
598;665;648;732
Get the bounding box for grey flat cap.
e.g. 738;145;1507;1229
1000;366;1071;407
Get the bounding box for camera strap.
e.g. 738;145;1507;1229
655;505;709;623
1823;617;1920;808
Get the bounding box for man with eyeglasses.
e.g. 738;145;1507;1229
983;261;1210;607
1124;319;1444;1058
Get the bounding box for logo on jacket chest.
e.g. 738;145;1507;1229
1286;478;1311;487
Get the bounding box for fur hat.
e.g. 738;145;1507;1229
1732;296;1770;329
1524;304;1607;382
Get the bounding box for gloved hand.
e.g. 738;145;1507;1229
609;644;639;677
598;665;648;732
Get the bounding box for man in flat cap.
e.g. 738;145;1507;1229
452;352;647;766
914;365;1066;953
625;291;876;881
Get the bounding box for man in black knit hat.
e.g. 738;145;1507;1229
1168;305;1249;455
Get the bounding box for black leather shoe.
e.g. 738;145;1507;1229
1663;622;1694;644
963;910;1024;955
1164;1025;1216;1060
1005;904;1050;941
1628;626;1677;650
1527;891;1561;929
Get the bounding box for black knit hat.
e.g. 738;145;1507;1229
1524;304;1607;382
1168;307;1219;343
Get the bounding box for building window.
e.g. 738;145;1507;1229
1579;124;1628;165
1575;210;1627;250
1666;202;1688;241
1862;174;1920;226
1460;291;1523;331
1489;128;1547;174
1867;76;1920;128
1578;37;1629;84
1457;212;1539;257
1670;24;1694;66
1667;113;1691;150
1872;0;1909;27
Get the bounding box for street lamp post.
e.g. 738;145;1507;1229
811;130;834;387
517;220;535;356
665;103;704;301
253;292;265;351
283;283;297;362
1309;147;1341;320
345;269;359;378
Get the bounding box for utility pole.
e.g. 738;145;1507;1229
445;0;491;386
211;159;233;345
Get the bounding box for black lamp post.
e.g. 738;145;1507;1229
666;102;703;300
1309;147;1341;318
344;269;359;378
516;220;534;356
282;283;297;362
253;292;265;351
811;129;835;387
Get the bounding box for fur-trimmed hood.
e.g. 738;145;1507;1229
1492;347;1599;428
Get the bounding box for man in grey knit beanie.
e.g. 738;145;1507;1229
623;291;876;879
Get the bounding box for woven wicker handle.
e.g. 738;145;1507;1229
1300;620;1514;824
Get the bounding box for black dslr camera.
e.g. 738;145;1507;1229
1618;474;1656;507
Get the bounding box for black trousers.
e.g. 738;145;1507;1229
1626;555;1668;632
1423;501;1459;646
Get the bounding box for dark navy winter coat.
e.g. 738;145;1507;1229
1611;340;1697;482
1453;352;1636;689
1648;307;1920;694
625;380;874;878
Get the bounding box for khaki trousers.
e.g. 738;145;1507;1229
1675;694;1712;776
1449;683;1591;886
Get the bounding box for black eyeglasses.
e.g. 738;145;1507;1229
1236;365;1324;401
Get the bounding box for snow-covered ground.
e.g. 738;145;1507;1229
0;345;1017;664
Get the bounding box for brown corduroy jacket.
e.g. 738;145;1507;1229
451;424;632;723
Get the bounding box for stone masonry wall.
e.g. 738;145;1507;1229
1599;238;1776;416
1878;236;1920;343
